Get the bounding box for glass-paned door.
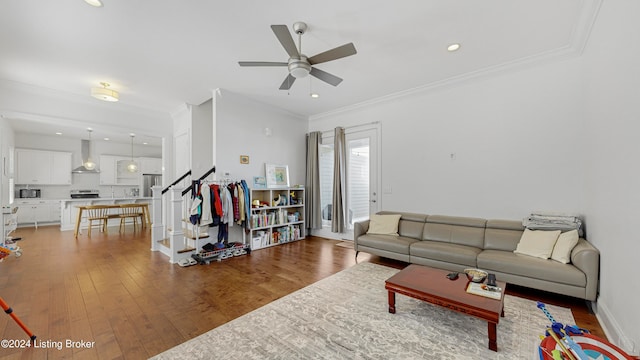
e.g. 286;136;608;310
316;126;379;240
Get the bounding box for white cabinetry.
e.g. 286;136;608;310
100;155;139;185
16;149;72;185
15;199;60;226
51;152;72;184
249;187;305;250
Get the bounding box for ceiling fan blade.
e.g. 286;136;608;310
271;25;299;59
238;61;288;67
308;43;357;65
310;67;343;87
279;74;296;90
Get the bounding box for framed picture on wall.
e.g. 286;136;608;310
265;164;290;188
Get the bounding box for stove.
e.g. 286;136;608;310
70;189;100;199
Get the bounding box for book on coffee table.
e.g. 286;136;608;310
466;282;502;300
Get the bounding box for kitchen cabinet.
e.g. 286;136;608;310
50;152;72;184
100;155;139;185
15;149;72;185
15;199;60;226
99;155;117;185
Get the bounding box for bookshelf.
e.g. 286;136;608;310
249;187;305;250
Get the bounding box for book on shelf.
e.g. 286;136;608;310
466;282;502;300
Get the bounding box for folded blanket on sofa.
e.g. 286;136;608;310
523;213;583;236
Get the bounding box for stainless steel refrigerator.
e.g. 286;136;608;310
142;174;162;197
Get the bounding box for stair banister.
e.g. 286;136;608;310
162;170;192;195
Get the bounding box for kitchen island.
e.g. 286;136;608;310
60;197;152;232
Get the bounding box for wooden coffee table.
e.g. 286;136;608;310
385;264;506;352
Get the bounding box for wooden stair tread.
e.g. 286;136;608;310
184;229;209;239
177;247;196;254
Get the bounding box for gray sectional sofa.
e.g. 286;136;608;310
354;211;600;301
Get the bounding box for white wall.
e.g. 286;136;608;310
215;90;307;185
191;99;214;178
582;0;640;354
310;58;586;220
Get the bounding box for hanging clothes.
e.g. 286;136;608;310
230;183;240;222
200;182;213;226
241;180;251;230
221;185;233;227
189;180;202;225
237;183;245;226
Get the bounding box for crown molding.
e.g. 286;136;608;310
310;0;603;122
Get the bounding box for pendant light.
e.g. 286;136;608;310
84;129;96;170
127;133;138;173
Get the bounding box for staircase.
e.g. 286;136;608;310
150;167;217;264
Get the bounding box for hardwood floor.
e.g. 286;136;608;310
0;225;603;359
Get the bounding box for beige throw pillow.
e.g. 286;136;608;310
550;230;579;264
514;229;561;259
366;214;402;235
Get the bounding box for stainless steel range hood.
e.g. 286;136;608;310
72;139;100;173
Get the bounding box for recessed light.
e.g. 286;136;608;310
55;132;62;135
104;137;110;141
310;93;319;98
143;142;148;145
447;43;461;52
84;0;103;7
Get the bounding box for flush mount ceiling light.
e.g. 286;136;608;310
84;0;103;7
447;43;461;52
127;133;138;173
91;82;119;102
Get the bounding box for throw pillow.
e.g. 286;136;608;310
550;229;579;264
366;214;402;235
513;229;561;259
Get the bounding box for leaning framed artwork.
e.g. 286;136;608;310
265;164;290;188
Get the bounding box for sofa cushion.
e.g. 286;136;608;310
513;229;560;259
356;234;418;255
423;215;486;248
478;250;586;287
484;219;524;251
411;241;481;267
367;214;401;235
551;230;579;264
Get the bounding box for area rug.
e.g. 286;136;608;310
151;262;574;359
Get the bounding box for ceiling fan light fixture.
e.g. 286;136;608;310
91;82;119;102
288;58;311;78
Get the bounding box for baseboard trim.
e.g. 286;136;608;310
595;299;638;355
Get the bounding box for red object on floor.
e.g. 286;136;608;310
0;296;36;341
539;332;635;360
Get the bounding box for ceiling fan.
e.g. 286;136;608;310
238;21;357;90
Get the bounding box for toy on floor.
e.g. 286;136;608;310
536;302;635;360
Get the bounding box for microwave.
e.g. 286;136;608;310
19;189;41;198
